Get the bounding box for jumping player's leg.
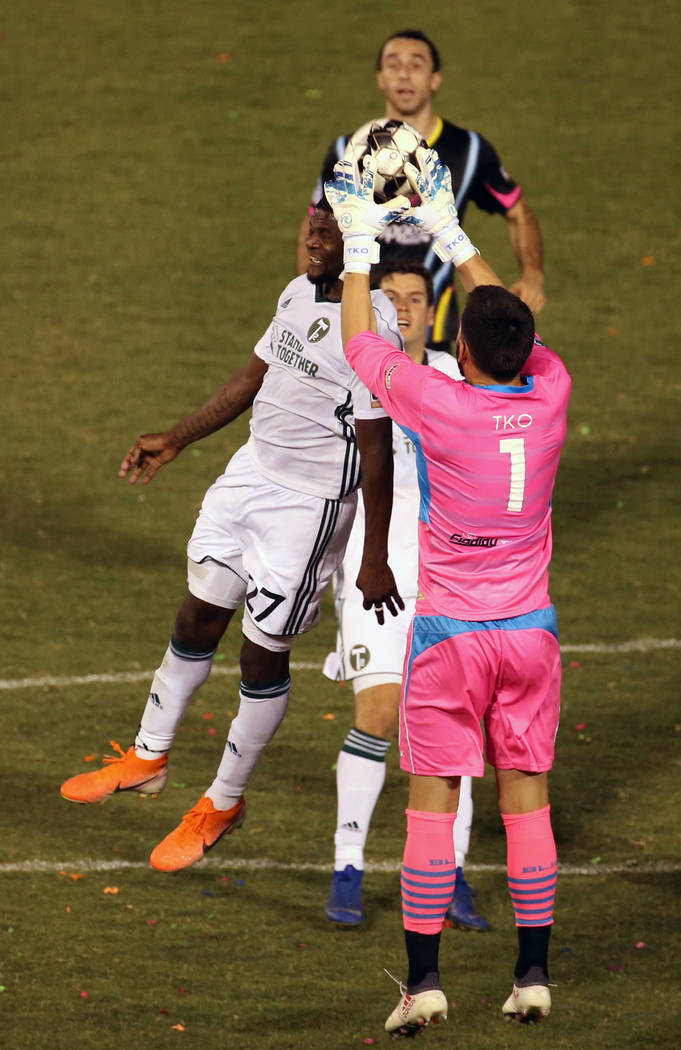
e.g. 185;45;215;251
149;620;294;872
60;454;249;805
60;582;243;805
205;633;292;810
334;682;399;870
326;679;399;924
151;469;357;872
486;621;561;1021
384;773;458;1037
496;768;556;1021
134;593;236;759
325;588;410;921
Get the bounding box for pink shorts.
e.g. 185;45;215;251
399;607;562;777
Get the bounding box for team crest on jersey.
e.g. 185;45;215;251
349;644;371;671
307;317;331;343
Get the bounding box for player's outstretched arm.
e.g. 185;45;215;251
119;353;268;485
325;151;409;345
505;196;546;313
354;417;404;625
404;147;505;293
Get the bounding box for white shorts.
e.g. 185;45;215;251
186;446;357;638
326;590;417;682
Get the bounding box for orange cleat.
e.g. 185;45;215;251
150;794;246;872
60;742;168;804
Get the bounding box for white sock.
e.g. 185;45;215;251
206;676;291;809
134;638;216;758
333;729;391;870
453;775;474;868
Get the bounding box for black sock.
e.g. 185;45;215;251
515;925;551;983
405;930;441;988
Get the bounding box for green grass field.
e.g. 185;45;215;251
2;1;681;1047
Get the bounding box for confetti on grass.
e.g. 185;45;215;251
103;886;119;895
323;712;336;720
635;941;646;949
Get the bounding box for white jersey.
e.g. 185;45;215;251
336;350;463;599
248;274;402;500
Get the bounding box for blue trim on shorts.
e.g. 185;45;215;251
408;605;559;664
397;424;431;524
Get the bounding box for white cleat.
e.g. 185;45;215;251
385;975;448;1039
502;983;551;1023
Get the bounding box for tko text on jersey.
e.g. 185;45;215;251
493;413;533;430
274;328;319;377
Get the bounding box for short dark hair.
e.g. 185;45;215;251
376;29;441;72
314;195;334;215
376;259;434;305
460;286;534;382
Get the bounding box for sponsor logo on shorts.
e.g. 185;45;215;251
280;298;292;309
307;317;331;343
449;533;498;548
349;644;371;671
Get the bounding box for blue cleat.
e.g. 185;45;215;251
325;864;364;924
446;867;490;931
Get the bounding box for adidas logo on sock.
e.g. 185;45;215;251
340;820;361;833
149;692;163;709
227;741;242;758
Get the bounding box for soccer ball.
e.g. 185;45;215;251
348;118;425;203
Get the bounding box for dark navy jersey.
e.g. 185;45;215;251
311;118;522;345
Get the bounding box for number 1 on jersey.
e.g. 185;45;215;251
499;437;526;513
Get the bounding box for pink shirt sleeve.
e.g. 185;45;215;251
344;331;427;432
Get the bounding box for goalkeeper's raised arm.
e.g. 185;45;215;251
326;146;505;348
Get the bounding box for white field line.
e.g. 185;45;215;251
1;638;679;692
0;857;679;876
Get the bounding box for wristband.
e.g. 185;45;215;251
343;235;380;274
433;223;479;267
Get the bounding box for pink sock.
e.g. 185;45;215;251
401;809;457;934
502;804;557;927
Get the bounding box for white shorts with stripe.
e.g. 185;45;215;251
186;445;357;638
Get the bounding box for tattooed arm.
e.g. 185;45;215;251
119;354;268;486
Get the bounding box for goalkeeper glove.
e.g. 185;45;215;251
404;147;479;266
324;151;410;273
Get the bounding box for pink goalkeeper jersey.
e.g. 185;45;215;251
345;332;571;620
